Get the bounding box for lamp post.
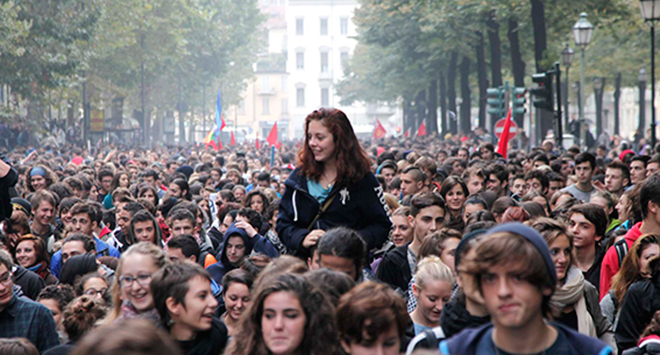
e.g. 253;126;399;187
573;13;594;149
640;68;648;140
561;44;575;131
639;0;660;148
593;77;605;139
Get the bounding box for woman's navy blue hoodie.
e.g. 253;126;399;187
276;168;392;257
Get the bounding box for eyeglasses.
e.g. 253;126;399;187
0;272;12;286
118;274;152;288
83;288;108;297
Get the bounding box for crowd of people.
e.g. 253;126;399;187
1;107;660;354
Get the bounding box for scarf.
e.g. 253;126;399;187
28;261;49;281
117;300;161;326
550;266;596;337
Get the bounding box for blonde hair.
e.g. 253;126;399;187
414;256;454;290
106;242;168;323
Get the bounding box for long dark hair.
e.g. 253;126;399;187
297;108;371;186
225;273;341;355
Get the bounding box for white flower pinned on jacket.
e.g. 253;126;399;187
340;187;350;205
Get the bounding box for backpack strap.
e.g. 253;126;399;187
306;189;339;230
614;240;629;267
422;328;439;349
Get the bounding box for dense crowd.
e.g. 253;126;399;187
0;107;659;355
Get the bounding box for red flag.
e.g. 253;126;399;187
275;140;282;149
266;123;278;146
230;131;236;146
404;127;411;138
217;137;223;150
417;120;427;137
256;138;260;149
373;119;386;139
220;114;226;131
496;108;513;159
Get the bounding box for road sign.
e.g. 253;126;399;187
494;118;518;140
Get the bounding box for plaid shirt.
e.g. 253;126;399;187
0;294;59;352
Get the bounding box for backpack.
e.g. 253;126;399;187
614;239;629;267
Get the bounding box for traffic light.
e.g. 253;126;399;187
512;87;527;115
487;87;505;118
530;72;553;111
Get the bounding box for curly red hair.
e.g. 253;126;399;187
297;108;371;186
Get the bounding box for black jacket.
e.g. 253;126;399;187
176;317;228;355
376;244;411;293
616;277;660;353
12;265;45;300
277;168;391;257
0;154;17;220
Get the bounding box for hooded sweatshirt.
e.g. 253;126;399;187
206;222;279;284
600;222;643;300
277;168;392;257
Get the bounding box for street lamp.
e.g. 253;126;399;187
639;68;648;140
573;12;594;149
639;0;660;148
593;77;604;138
561;44;575;131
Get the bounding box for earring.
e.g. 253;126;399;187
167;319;175;327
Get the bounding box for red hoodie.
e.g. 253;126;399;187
599;222;643;300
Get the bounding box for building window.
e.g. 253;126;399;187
340;18;348;35
262;97;270;115
320;18;328;36
320;52;329;73
281;98;288;114
321;88;329;107
238;100;245;115
297;88;305;107
340;51;349;70
281;75;287;91
296;18;304;36
262;76;270;92
296;52;304;70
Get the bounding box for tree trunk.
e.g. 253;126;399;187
529;0;554;144
476;31;488;129
189;105;196;143
178;73;186;143
460;55;472;135
428;80;438;135
530;0;548;72
403;98;413;135
508;18;526;127
594;78;606;139
448;51;459;134
487;12;502;87
415;90;426;132
439;71;448;136
614;73;621;136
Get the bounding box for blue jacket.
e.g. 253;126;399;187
206;222;279;284
51;236;121;278
439;322;611;355
276;168;391;256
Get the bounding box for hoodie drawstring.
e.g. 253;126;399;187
292;190;298;222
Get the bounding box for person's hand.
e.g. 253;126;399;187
8;233;20;249
234;220;257;238
302;229;325;248
593;180;606;192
